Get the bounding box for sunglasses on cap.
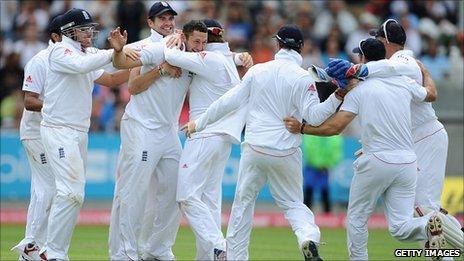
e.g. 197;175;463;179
357;39;365;56
207;27;223;36
381;19;399;44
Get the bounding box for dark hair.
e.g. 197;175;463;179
182;20;207;38
278;42;301;54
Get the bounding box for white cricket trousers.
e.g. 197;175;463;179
347;153;431;260
109;116;181;261
226;143;321;260
39;125;88;260
176;134;232;260
414;128;448;210
12;139;55;252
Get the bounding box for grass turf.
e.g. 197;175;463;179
0;224;421;260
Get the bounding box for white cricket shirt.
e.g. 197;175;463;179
195;48;341;150
365;50;443;141
124;40;190;130
19;41;54;140
165;42;244;143
340;75;428;163
41;36;111;132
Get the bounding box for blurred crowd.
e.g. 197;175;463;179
1;0;463;131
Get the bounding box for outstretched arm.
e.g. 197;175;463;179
284;110;356;136
94;70;130;88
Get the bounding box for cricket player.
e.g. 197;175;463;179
109;2;181;258
284;38;448;260
162;19;253;260
38;8;132;260
185;24;344;261
327;19;463;250
11;15;63;261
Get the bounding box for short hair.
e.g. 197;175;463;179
182;20;207;38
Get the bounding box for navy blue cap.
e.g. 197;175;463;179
274;24;304;49
148;1;177;18
60;8;96;31
47;14;63;34
352;38;386;61
202;19;223;36
369;19;406;46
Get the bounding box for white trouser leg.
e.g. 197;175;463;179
267;148;321;248
347;154;391;261
13;139;55;251
414;129;448;210
40;125;87;260
138;172;157;257
177;136;231;260
145;156;182;260
383;161;429;242
108;118;163;260
226;145;268;260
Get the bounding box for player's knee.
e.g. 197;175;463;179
58;191;85;206
388;224;408;240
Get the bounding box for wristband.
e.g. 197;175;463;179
300;123;306;134
158;64;165;76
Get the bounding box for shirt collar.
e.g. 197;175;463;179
392;49;414;59
205;42;231;54
150;29;164;42
274;48;303;66
62;35;83;51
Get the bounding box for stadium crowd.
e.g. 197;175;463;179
1;0;462;131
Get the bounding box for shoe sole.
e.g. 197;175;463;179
302;241;322;261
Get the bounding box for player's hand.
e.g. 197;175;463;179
166;33;183;49
283;117;302;134
181;121;196;138
334;88;348;100
108;27;127;52
123;47;140;61
239;52;254;68
308;65;332;82
326;58;352;79
161;62;182;78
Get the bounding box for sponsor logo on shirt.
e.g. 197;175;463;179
199;52;207;59
58;147;65;159
40;153;47;164
142;150;148;162
182;163;188;168
308;83;316;92
25;75;33;83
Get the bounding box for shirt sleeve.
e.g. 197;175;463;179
297;76;342;126
340;88;360;115
22;56;46;95
365;57;419;80
49;44;113;74
139;42;165;66
164;46;221;78
405;77;427;102
195;68;253;131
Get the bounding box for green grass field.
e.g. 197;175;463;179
1;224;421;260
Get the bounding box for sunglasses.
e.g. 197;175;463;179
381;19;399;44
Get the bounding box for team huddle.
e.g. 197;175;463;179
11;1;463;261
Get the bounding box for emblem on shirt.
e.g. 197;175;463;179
58;147;65;159
25;75;33;83
64;48;73;55
308;83;316;92
182;163;188;168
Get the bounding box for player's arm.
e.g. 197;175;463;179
23;91;42;112
49;44;114;74
94;70;130;88
22;56;45;111
187;69;254;136
297;77;342;127
164;46;219;78
363;58;417;79
284;110;356;136
416;60;437;102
